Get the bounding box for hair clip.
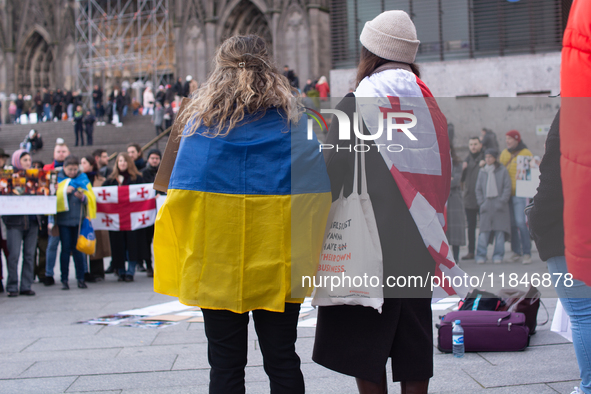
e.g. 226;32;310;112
238;62;245;68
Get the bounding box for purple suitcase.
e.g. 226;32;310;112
437;310;530;353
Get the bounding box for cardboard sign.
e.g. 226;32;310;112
153;98;191;193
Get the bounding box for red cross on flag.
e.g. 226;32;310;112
92;184;157;231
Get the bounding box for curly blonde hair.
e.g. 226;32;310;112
180;35;301;137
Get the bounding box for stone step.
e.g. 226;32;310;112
0;115;168;165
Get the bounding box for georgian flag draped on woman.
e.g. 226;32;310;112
355;68;469;299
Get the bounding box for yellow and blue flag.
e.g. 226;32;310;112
56;172;97;219
154;109;331;313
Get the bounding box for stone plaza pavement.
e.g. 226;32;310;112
0;245;583;394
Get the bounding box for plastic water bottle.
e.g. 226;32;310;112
452;320;464;358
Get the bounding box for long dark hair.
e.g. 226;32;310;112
355;46;421;87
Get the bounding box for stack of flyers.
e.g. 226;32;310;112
77;314;135;326
119;320;179;329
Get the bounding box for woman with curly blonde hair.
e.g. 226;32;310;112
154;35;331;394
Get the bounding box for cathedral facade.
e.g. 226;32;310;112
0;0;331;95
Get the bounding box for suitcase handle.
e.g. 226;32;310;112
497;314;511;326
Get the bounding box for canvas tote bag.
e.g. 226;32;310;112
312;144;384;312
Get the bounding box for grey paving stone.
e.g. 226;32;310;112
0;338;39;353
122;388;204;394
150;330;208;346
464;345;579;387
529;329;572;347
22;333;157;352
0;361;35;379
547;380;582;394
20;354;178;378
1;324;103;341
433;383;559;394
5;348;121;363
428;353;493;393
0;376;77;394
66;370;210;392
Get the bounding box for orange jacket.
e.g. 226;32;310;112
560;0;591;285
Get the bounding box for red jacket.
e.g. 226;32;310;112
560;0;591;285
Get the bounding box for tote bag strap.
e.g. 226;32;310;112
352;137;369;196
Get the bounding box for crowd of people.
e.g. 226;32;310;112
0;139;162;294
445;128;535;265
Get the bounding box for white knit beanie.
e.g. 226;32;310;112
359;10;420;64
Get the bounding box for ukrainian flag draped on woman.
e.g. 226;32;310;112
154;42;331;315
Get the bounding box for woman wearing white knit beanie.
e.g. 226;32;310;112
314;10;450;394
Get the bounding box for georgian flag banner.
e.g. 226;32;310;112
355;68;469;299
92;183;157;231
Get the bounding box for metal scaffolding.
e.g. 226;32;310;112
75;0;173;105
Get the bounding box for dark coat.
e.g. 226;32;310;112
446;161;466;246
312;93;435;384
529;110;564;261
481;130;499;152
475;164;511;234
103;175;150;267
462;150;484;209
141;164;159;183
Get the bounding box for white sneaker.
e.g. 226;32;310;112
476;259;486;264
493;259;503;264
522;254;532;264
510;252;522;262
569;387;582;394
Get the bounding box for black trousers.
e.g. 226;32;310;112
201;303;304;394
465;208;479;254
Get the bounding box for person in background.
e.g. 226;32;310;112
163;100;174;129
152;102;165;135
183;75;193;98
43;141;70;287
93;148;112;179
155;85;166;106
143;86;155;116
499;130;533;264
34;90;43;122
42;88;52;122
3;149;38;297
103;153;147;282
0;149;10;292
165;84;175;104
189;78;199;96
475;149;511;264
127;143;146;171
95;102;105;126
84;110;96;146
480;128;499;152
30;160;48;283
315;76;330;101
140;149;161;277
461;136;485;260
283;65;299;89
73;105;85;147
53;88;64;121
81;155;109;282
15;94;24;123
8;101;17;124
20;129;43;153
131;98;141;116
446;144;466;263
303;79;315;94
92;85;103;115
173;77;184;97
528;110;591;394
121;89;131;118
55;155;95;290
65;90;74;120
